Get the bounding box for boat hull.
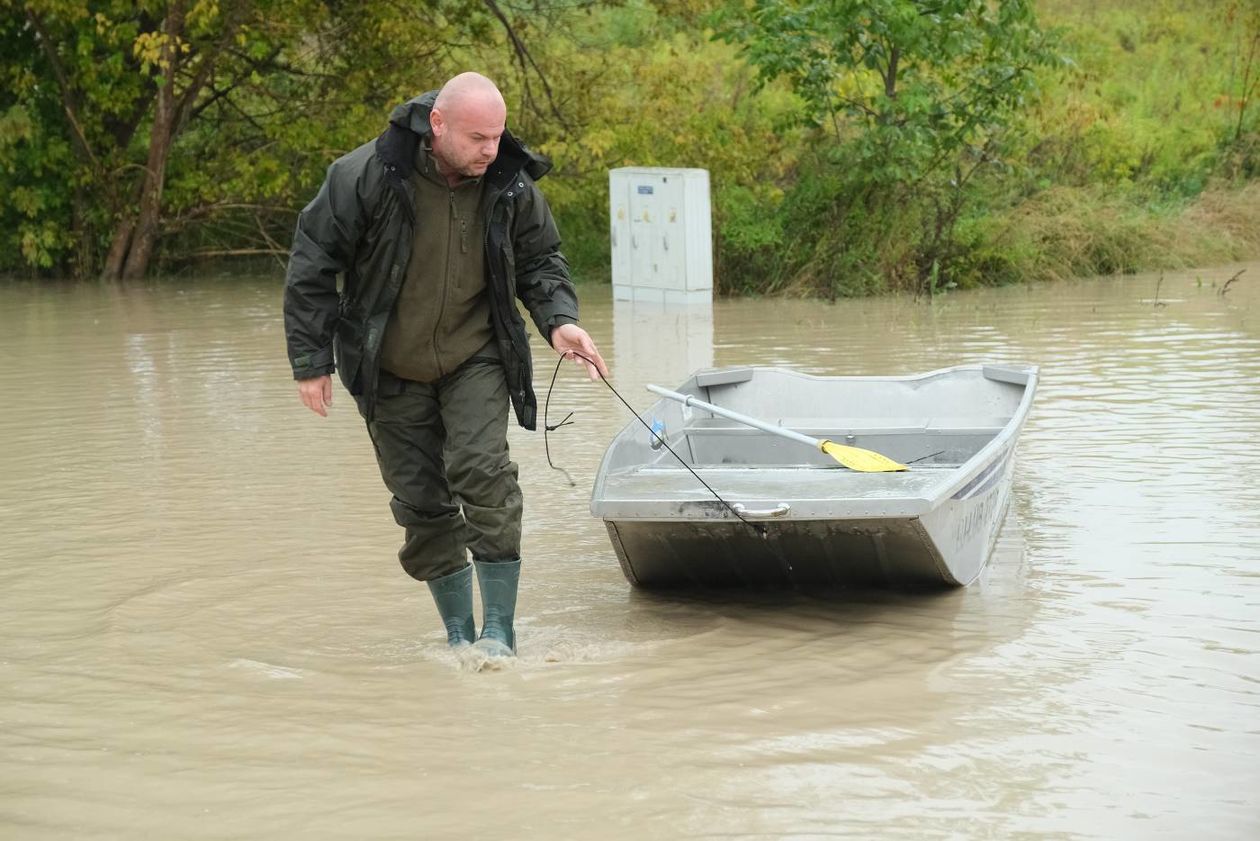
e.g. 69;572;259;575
606;444;1014;590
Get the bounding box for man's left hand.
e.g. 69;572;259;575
550;323;609;381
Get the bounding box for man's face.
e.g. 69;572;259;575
431;98;506;180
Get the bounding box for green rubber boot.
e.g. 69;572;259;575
474;558;520;657
426;564;476;647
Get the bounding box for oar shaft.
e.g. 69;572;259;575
645;385;820;448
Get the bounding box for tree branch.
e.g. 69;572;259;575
173;6;245;132
254;211;289;271
163;202;300;231
483;0;572;132
183;248;289;258
885;45;899;98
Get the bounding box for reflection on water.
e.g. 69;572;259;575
612;299;713;389
1;264;1258;839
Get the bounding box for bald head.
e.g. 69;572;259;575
433;72;506;116
429;72;507;186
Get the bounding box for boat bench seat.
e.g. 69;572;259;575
684;422;926;436
683;417;1008;436
774;417;929;433
782;417;1008;433
687;417;930;433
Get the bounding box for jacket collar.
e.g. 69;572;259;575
375;90;552;192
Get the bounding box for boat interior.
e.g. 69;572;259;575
602;364;1033;475
593;364;1036;518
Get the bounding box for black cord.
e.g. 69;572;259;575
544;351;766;537
542;352;577;487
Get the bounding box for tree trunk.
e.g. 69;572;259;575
884;46;899;98
120;106;177;280
119;2;187;281
101;219;134;281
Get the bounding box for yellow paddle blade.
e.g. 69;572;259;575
819;440;908;472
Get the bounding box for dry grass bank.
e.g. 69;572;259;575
959;183;1260;286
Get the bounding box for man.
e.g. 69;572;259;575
283;73;608;661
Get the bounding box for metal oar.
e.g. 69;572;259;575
646;384;908;473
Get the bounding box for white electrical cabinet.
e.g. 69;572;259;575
609;167;712;303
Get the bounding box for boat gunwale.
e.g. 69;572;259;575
923;364;1039;507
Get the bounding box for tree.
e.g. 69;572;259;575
715;0;1057;293
0;0;537;279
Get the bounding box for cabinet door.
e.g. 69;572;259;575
629;179;661;287
656;176;687;291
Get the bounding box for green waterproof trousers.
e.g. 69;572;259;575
357;350;522;581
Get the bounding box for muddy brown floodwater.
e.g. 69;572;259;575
1;262;1257;839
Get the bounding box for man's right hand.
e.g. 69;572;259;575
298;375;333;417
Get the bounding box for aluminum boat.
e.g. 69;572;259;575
590;363;1038;589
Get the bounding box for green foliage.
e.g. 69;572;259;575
0;0;516;277
453;1;803;287
700;0;1260;295
1;0;1257;290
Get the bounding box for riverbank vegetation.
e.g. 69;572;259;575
2;0;1257;295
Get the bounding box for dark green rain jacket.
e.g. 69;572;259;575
283;91;579;429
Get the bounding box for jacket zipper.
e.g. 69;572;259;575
429;188;458;378
483;186;527;402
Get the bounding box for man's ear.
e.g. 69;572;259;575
430;108;445;137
